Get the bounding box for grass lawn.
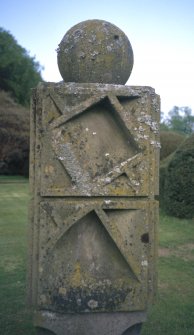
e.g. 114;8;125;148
142;212;194;335
0;176;194;334
0;176;35;335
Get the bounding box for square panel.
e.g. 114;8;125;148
34;83;160;197
35;199;156;313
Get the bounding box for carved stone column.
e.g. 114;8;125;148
28;20;160;335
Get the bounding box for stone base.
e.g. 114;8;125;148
35;311;146;335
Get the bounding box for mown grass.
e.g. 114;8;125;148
0;176;35;334
0;177;194;334
142;211;194;335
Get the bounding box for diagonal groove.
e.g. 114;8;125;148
108;94;139;150
95;207;141;282
49;94;106;129
49;91;64;114
41;205;141;282
98;152;143;186
41;205;97;252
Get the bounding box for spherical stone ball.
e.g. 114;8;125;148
57;19;134;84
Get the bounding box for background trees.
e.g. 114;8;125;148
0;27;43;176
0;27;43;106
160;106;194;135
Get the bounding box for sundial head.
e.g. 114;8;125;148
57;19;134;85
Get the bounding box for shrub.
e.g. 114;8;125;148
160;131;185;160
0;90;29;176
162;134;194;219
159;153;173;209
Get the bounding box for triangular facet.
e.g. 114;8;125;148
47;211;136;284
40;210;140;312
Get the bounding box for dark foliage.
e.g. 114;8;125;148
0;27;43;106
160;131;185;160
159;157;169;209
0;90;29;176
161;134;194;219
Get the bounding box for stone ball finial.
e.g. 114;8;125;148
57;19;134;85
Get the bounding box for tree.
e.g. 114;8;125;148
161;106;194;135
160;112;170;131
0;27;43;106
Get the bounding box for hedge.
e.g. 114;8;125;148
161;134;194;219
160;131;185;161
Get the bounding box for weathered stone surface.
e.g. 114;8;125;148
35;311;145;335
57;20;134;84
37;198;156;313
28;81;159;335
33;82;159;197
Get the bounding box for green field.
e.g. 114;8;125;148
0;177;194;334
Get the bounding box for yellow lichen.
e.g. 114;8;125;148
70;261;82;287
44;165;54;175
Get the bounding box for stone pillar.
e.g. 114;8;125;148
28;20;160;335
